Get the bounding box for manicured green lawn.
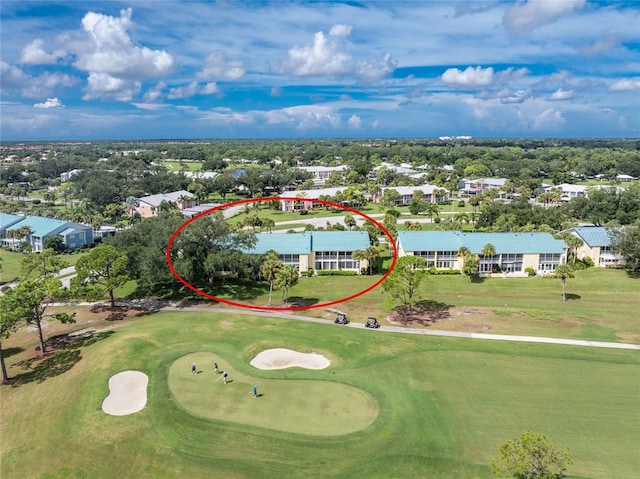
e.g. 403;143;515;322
169;352;378;435
0;250;89;283
163;160;203;172
199;268;639;343
1;311;638;478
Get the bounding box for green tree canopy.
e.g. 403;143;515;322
491;431;572;479
382;255;427;319
72;245;129;308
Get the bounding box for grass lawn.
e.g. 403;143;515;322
1;310;638;478
169;352;378;435
162;160;203;172
196;268;639;344
0;250;90;283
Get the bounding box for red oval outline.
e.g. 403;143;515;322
166;197;398;311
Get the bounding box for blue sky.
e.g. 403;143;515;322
1;1;639;140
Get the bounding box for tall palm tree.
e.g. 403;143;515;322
275;265;299;306
481;243;497;274
125;196;140;217
554;264;575;302
261;250;282;306
424;202;441;222
457;246;471;275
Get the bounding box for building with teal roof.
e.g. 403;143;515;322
245;231;371;274
397;231;567;276
1;215;93;252
567;226;623;267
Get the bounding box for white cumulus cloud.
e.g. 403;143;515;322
70;8;173;101
21;39;66;65
503;0;586;34
348;114;362;128
442;66;494;87
197;51;246;81
357;52;397;84
549;89;574;101
532;108;565;131
84;72;140;101
609;78;640;92
142;82;167;103
286;29;352;76
34;97;64;109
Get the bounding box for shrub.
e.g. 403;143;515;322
434;217;441;224
306;268;314;278
428;268;461;275
299;209;308;215
458;200;466;207
317;270;358;276
583;256;594;267
439;200;452;205
525;267;536;277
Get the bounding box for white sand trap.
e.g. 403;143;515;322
250;348;330;370
102;370;149;416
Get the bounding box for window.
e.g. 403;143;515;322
436;261;453;269
278;254;300;265
538;253;561;271
315;251;359;270
415;251;436;260
437;251;457;260
501;254;523;273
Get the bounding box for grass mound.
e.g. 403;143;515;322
168;352;378;436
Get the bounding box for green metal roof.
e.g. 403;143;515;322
6;216;92;238
245;233;312;255
569;226;611;247
397;231;566;254
310;231;370;252
245;231;370;255
0;213;23;230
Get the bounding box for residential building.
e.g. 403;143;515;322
567;226;624;267
60;169;82;182
542;183;587;201
396;231;567;276
457;178;507;195
615;174;634;182
1;214;94;252
295;165;348;185
377;185;449;204
134;190;197;218
279;187;350;212
243;231;370;274
374;162;417;176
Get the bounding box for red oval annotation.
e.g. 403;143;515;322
166;197;398;311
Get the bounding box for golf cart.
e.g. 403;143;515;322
365;317;380;329
334;313;349;325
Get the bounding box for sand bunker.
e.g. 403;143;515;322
102;370;149;416
250;348;330;370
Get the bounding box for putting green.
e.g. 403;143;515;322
168;352;379;436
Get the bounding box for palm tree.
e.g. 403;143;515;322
353;249;366;274
125;196;140;217
261;218;275;233
423;202;441;222
275;265;299;306
554;264;575;302
457;246;471;276
481;243;497;274
344;214;356;231
261;250;282;306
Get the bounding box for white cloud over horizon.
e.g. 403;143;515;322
0;1;638;139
